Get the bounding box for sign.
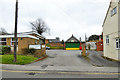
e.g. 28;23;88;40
42;45;45;48
29;45;41;49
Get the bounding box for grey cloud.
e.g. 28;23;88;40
0;0;110;41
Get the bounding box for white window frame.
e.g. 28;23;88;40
106;35;109;44
0;38;6;45
116;38;120;49
11;38;18;46
111;7;117;16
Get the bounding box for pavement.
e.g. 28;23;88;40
0;50;119;73
87;50;120;67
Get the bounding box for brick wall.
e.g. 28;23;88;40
6;37;40;54
18;38;39;54
34;47;46;57
45;39;49;44
48;42;63;47
96;41;103;51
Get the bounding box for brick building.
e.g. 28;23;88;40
45;37;64;47
65;35;80;50
0;32;46;56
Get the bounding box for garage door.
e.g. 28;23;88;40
65;43;80;50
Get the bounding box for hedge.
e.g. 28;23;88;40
0;46;11;55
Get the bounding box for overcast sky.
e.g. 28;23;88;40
0;0;110;41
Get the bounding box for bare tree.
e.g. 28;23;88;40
0;28;8;35
30;18;50;35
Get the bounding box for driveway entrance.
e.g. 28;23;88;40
27;50;91;67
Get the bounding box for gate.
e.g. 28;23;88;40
65;42;80;50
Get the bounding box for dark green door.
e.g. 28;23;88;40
65;43;80;50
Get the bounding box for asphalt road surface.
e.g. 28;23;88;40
1;50;120;78
87;51;120;67
2;70;119;78
26;50;92;67
26;50;119;67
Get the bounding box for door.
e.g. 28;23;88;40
65;43;80;50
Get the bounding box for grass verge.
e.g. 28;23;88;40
0;55;38;65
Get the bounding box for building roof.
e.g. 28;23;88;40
48;39;60;43
0;34;39;40
18;31;45;39
102;2;111;27
66;35;80;42
102;1;120;27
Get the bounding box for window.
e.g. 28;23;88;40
116;39;120;49
49;40;52;42
106;35;109;44
111;7;117;16
71;40;75;42
11;38;18;46
0;38;6;45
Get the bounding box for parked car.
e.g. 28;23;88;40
46;46;50;50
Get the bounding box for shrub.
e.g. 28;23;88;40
29;48;35;55
22;48;29;55
0;46;11;55
22;48;35;55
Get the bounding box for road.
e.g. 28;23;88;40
2;70;119;78
1;50;120;78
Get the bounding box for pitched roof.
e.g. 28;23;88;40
102;2;111;27
102;1;120;27
66;35;80;42
48;39;60;43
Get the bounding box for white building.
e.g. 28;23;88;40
103;0;120;61
86;42;96;50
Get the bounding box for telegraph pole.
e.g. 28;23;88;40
14;0;18;62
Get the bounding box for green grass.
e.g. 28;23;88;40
0;55;38;65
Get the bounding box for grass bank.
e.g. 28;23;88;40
0;55;38;65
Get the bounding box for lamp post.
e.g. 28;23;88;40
14;0;18;62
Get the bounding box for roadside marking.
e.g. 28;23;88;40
66;48;80;50
1;70;47;74
1;70;120;75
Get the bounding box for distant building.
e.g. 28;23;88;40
45;37;60;44
86;33;103;51
86;42;96;50
96;32;103;51
45;37;63;48
103;0;120;61
65;35;80;50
